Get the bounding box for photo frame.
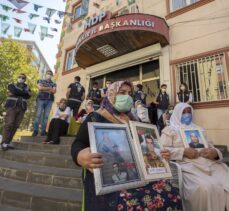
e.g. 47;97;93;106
180;128;208;149
129;121;172;181
88;122;145;195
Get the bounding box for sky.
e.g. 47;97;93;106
0;0;66;71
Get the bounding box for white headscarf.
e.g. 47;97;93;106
170;103;199;131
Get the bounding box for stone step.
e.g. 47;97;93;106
12;142;71;155
20;136;75;145
0;177;82;211
0;158;82;189
0;206;28;211
0;149;76;169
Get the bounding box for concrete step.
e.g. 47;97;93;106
0;149;76;169
0;206;28;211
12;142;71;155
0;177;82;211
20;136;75;145
0;158;82;189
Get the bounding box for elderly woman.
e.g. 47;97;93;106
71;81;182;211
161;103;229;211
44;98;70;144
76;99;94;123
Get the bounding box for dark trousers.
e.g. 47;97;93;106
68;101;81;117
2;107;25;144
46;118;69;144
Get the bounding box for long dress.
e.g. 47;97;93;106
161;126;229;211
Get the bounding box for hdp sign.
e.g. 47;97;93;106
84;11;107;29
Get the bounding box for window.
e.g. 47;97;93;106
65;49;76;71
72;4;82;21
176;53;229;103
171;0;199;11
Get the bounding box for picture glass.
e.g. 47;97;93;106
136;126;167;175
95;128;140;186
183;130;205;148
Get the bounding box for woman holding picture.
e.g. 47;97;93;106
161;102;229;211
71;81;182;211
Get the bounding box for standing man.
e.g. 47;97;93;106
66;76;85;117
86;82;102;110
32;70;56;136
155;84;170;120
1;73;31;150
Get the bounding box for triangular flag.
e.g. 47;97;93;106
57;11;65;19
40;26;48;36
54;19;61;24
39;32;45;41
50;27;58;32
0;15;10;21
28;23;36;34
13;18;22;24
29;13;39;19
24;28;30;32
1;4;12;11
12;8;26;13
33;4;43;12
1;22;10;34
43;17;50;24
46;34;54;39
46;8;56;17
14;26;23;37
7;0;28;10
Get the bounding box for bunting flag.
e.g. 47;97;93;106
28;22;36;34
1;22;10;34
40;25;48;36
33;4;43;12
0;14;10;21
14;26;22;37
43;17;50;24
13;18;22;24
7;0;29;10
12;8;26;13
39;32;45;41
50;27;58;32
57;11;65;19
24;28;30;32
54;19;61;24
46;34;54;38
46;8;56;18
28;13;39;19
1;4;12;12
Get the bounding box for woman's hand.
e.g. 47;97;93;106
184;148;199;159
77;147;103;173
199;148;218;160
160;149;171;161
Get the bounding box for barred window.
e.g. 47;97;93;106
171;0;200;11
65;48;76;71
176;53;229;103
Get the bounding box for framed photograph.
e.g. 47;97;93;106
129;121;172;181
180;128;208;148
88;122;145;195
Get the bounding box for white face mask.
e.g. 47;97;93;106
45;74;52;80
161;88;166;93
180;86;185;91
18;78;25;83
93;87;97;90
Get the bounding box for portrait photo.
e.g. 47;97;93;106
129;121;172;181
180;129;208;149
88;122;144;195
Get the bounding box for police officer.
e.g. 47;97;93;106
133;84;147;105
1;73;31;150
66;76;85;117
176;82;192;103
87;82;102;110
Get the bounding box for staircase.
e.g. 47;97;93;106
0;136;82;211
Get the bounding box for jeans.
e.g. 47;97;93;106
33;99;53;133
157;108;166;120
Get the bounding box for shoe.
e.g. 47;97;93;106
32;131;38;137
1;143;8;151
40;132;47;136
7;144;14;150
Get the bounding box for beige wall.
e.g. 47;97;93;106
55;0;229;146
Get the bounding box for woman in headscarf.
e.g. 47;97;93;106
161;102;229;211
71;81;182;211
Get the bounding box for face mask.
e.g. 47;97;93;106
168;110;173;115
180;86;185;91
18;78;25;83
45;74;52;80
181;113;192;125
114;95;133;112
161;88;166;93
106;83;111;88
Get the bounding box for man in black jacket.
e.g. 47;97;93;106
1;73;31;150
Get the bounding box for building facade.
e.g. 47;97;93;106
55;0;229;146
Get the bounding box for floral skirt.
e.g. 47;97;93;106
116;180;182;211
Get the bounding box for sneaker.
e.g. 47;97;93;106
40;132;47;136
32;131;38;137
1;143;8;151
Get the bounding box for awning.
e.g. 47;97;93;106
75;14;169;68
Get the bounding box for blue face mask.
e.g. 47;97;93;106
181;113;192;125
114;95;133;112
